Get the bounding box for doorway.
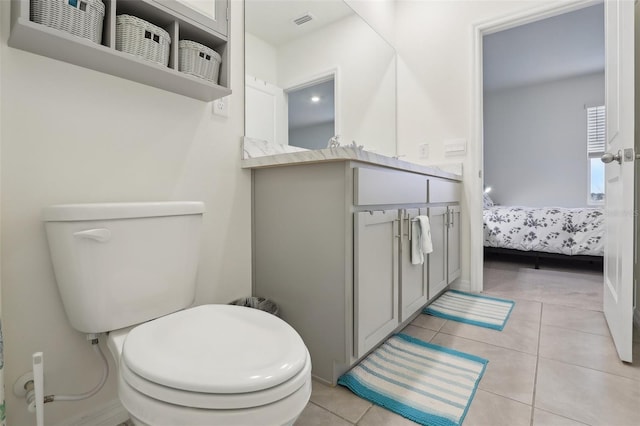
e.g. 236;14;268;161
286;77;336;150
470;0;607;293
472;0;636;363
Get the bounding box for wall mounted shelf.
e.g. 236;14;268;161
9;0;231;102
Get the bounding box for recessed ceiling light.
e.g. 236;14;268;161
311;96;320;103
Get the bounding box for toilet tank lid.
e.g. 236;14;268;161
42;202;205;222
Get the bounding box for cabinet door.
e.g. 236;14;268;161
428;206;448;300
153;0;228;37
400;208;428;322
447;205;461;283
354;210;399;357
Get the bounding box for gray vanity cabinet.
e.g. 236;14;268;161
399;208;428;322
428;181;462;300
428;206;448;298
252;160;461;385
447;205;462;283
354;210;399;357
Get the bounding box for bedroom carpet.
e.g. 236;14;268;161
424;290;514;331
338;334;487;426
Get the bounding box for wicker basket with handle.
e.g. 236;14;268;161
178;40;221;83
115;14;171;67
31;0;105;44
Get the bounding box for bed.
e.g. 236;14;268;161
483;195;604;267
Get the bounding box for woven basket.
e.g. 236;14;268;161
31;0;105;44
178;40;221;83
115;15;170;67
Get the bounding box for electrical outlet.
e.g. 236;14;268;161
418;143;429;159
213;96;230;117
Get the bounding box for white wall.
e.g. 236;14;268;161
0;1;248;425
345;0;396;47
278;13;396;156
245;31;278;85
289;121;334;150
395;0;559;288
484;72;604;207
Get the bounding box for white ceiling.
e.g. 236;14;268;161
483;4;604;91
245;0;354;47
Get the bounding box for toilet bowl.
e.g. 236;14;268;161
107;305;312;426
42;202;312;425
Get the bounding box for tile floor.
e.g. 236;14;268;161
295;256;640;426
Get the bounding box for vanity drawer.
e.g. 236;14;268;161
429;179;461;203
354;167;427;205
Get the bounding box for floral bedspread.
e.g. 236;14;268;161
483;206;604;256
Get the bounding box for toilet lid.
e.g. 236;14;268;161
122;304;308;394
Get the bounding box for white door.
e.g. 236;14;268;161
602;0;634;362
245;75;287;145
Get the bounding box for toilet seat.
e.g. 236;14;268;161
119;304;311;409
121;349;311;409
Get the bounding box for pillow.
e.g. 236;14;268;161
483;193;495;209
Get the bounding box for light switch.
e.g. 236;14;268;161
444;138;466;156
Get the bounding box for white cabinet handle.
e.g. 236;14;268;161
73;228;112;243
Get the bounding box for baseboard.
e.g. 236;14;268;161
54;399;129;426
450;279;471;292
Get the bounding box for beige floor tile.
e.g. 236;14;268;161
430;333;537;405
484;262;602;312
535;358;640;426
399;324;437;342
464;389;532;426
295;402;354;426
503;298;542;323
540;292;602;312
541;304;609;336
310;380;371;423
356;405;417;426
474;293;541;324
410;313;446;332
539;325;640;381
439;317;540;354
532;409;588;426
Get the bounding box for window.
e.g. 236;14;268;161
587;105;605;204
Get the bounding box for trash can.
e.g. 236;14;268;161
229;296;280;317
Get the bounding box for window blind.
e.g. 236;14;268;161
587;105;605;154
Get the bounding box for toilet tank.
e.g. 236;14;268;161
43;202;205;333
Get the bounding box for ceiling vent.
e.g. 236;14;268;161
293;13;314;26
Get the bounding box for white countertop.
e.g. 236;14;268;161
241;143;462;181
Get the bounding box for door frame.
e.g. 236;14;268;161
469;0;603;293
282;67;341;142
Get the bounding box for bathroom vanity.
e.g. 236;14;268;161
244;149;462;385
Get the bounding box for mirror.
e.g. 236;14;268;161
244;0;396;157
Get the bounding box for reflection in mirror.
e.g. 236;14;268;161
244;0;396;158
288;78;335;150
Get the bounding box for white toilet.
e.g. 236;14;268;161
43;202;311;426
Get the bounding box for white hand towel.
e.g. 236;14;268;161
411;220;424;265
416;215;433;254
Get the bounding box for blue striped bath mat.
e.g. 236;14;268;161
338;334;487;426
424;290;515;331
